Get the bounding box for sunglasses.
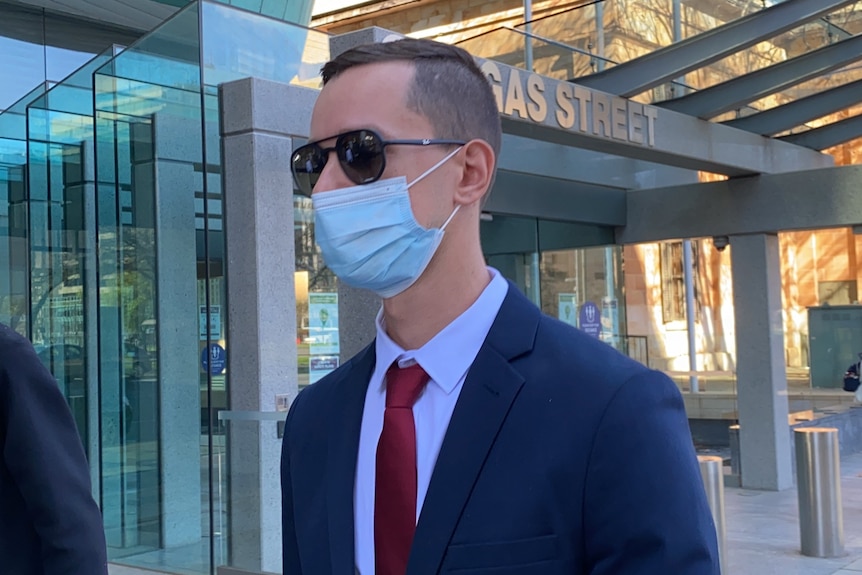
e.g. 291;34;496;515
291;129;466;196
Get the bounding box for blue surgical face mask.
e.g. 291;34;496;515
312;147;462;298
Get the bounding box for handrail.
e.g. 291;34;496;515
460;23;771;115
501;25;616;65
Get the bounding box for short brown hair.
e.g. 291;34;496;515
321;38;502;163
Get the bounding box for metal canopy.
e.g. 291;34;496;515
575;0;856;98
659;34;862;119
723;78;862;136
617;165;862;244
780;113;862;150
7;0;176;31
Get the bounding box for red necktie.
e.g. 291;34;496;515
375;363;429;575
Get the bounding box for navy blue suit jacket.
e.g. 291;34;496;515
0;324;108;574
282;285;719;574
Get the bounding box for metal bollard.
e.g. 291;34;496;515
794;428;844;557
698;455;726;574
728;424;741;477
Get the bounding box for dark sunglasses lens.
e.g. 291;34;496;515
338;130;385;185
292;145;326;196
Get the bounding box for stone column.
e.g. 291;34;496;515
731;233;793;490
150;116;203;545
0;181;10;327
330;26;406;55
338;284;379;363
80;140;101;495
219;77;317;572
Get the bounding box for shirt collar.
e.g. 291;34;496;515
372;268;509;394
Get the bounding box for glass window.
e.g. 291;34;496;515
480;214;630;357
660;241;699;324
294;191;338;388
0;5;140;112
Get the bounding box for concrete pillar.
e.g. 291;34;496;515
80;140;101;496
731;233;793;490
338;283;379;363
149;116;203;545
330;26;406;57
0;180;10;327
219;77;316;572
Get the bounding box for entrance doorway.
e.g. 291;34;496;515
480;214;641;361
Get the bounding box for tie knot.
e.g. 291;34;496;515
385;363;429;408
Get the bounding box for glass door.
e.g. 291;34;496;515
480;214;627;352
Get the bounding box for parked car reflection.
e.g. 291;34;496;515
35;342;155;438
35;342;153;381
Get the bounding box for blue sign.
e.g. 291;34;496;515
579;301;601;339
201;344;227;375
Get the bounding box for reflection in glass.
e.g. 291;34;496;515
0;3;140;112
294;191;338;388
480;214;628;354
0;83;41;337
5;0;328;572
455;1;862;112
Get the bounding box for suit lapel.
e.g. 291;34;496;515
407;285;540;575
326;343;376;574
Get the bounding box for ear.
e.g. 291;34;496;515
454;139;496;207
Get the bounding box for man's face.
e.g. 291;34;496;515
308;60;457;230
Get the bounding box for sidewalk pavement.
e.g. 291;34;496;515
726;451;862;574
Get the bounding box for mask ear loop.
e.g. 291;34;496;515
407;146;464;189
406;145;464;232
440;205;460;231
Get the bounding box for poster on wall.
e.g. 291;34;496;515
309;356;340;384
199;305;221;340
558;293;579;327
579;301;601;338
308;292;340;356
601;297;619;343
200;343;227;375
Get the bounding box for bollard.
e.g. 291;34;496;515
698;455;726;574
794;427;843;558
728;424;741;477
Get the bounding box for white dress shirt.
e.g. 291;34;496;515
354;268;509;575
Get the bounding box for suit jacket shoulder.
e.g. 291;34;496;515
0;324;109;575
531;312;652;392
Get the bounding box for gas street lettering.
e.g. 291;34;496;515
480;61;658;147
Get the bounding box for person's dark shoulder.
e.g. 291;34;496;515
0;324;39;372
0;324;52;417
526;313;655;394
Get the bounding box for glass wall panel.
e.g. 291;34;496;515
201;0;325;89
3;1;332;572
481;214;541;305
94;1;204;568
83;2;328;572
0;3;139;112
455;0;862;112
15;48;124;566
0;84;46;336
294;189;338;389
197;5;327;571
480;214;630;356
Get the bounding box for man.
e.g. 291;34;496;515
0;323;109;574
282;38;719;574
